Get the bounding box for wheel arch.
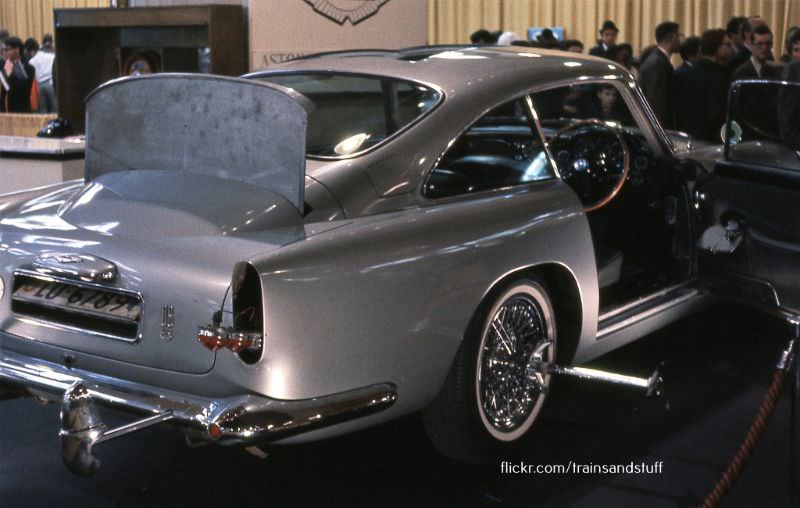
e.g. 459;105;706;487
474;262;584;366
421;261;585;461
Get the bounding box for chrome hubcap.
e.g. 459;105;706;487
477;292;551;438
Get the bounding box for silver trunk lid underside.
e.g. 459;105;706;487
0;74;315;374
85;73;312;212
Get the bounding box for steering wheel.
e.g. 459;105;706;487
548;119;630;212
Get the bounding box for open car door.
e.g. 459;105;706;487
697;80;800;317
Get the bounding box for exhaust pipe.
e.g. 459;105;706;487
59;382;174;475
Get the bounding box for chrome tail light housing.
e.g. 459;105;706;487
198;262;264;363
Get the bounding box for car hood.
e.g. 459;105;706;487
0;172;314;374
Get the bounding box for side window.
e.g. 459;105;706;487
727;81;800;172
424;98;553;199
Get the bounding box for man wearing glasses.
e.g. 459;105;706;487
733;24;782;79
0;36;36;113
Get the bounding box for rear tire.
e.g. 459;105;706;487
422;277;556;463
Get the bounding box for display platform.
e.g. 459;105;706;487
0;135;84;194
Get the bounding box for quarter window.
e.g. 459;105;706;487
424;98;553;199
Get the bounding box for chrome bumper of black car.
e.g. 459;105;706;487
0;349;397;475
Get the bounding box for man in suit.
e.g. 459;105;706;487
0;36;36;113
638;21;680;129
674;29;734;142
733;24;782;79
676;36;701;74
589;20;618;58
727;16;750;72
730;25;783;142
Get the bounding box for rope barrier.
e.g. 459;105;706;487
700;336;796;508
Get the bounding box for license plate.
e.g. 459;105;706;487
12;276;141;322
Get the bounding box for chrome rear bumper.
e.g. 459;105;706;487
0;349;397;473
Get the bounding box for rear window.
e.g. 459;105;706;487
258;73;441;157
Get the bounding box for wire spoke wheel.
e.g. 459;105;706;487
476;282;554;441
422;277;557;462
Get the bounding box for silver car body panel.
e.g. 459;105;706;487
0;45;703;444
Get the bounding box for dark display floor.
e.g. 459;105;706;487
1;304;796;507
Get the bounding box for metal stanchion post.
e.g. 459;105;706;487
792;322;800;506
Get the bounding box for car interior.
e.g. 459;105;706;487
425;82;693;313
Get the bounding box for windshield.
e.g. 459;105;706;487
257;73;441;157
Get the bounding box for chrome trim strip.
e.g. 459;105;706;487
525;93;561;179
31;252;117;284
13;269;142;297
0;348;397;443
597;288;700;339
599;280;696;322
13;316;140;344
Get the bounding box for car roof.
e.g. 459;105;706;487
258;45;630;98
248;46;636;204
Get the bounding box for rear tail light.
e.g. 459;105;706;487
198;262;264;363
197;325;262;353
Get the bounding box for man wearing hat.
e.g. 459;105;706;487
590;20;619;58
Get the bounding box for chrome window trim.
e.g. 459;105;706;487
421;92;559;202
525;76;670;158
10;269;145;344
418;177;564;207
724;78;800;162
243;70;446;161
524;94;561;179
421;74;664;203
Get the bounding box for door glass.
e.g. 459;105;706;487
726;81;800;172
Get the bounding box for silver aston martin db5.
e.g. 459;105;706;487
1;46;798;475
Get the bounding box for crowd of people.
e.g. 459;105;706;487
0;30;56;113
471;15;800;142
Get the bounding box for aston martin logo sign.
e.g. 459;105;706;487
303;0;391;25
